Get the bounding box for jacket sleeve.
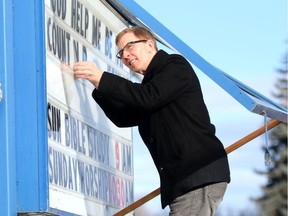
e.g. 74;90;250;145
97;56;199;111
92;88;141;127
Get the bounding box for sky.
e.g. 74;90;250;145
129;0;287;215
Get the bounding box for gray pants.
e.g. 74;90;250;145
169;182;227;216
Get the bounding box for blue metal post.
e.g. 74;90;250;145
0;0;48;214
13;0;48;212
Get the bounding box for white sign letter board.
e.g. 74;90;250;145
45;0;134;215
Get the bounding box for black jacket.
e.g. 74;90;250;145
92;50;230;208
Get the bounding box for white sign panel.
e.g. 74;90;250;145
45;0;134;215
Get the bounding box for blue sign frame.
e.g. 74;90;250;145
0;0;48;214
0;0;286;215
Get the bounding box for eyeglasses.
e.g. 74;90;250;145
116;40;147;59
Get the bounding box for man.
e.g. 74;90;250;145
73;26;230;216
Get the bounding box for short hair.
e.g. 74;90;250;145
115;26;158;50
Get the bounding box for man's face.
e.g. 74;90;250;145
117;32;153;75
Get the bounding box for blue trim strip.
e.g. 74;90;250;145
0;0;17;215
35;0;49;211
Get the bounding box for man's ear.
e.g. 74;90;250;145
147;39;155;51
